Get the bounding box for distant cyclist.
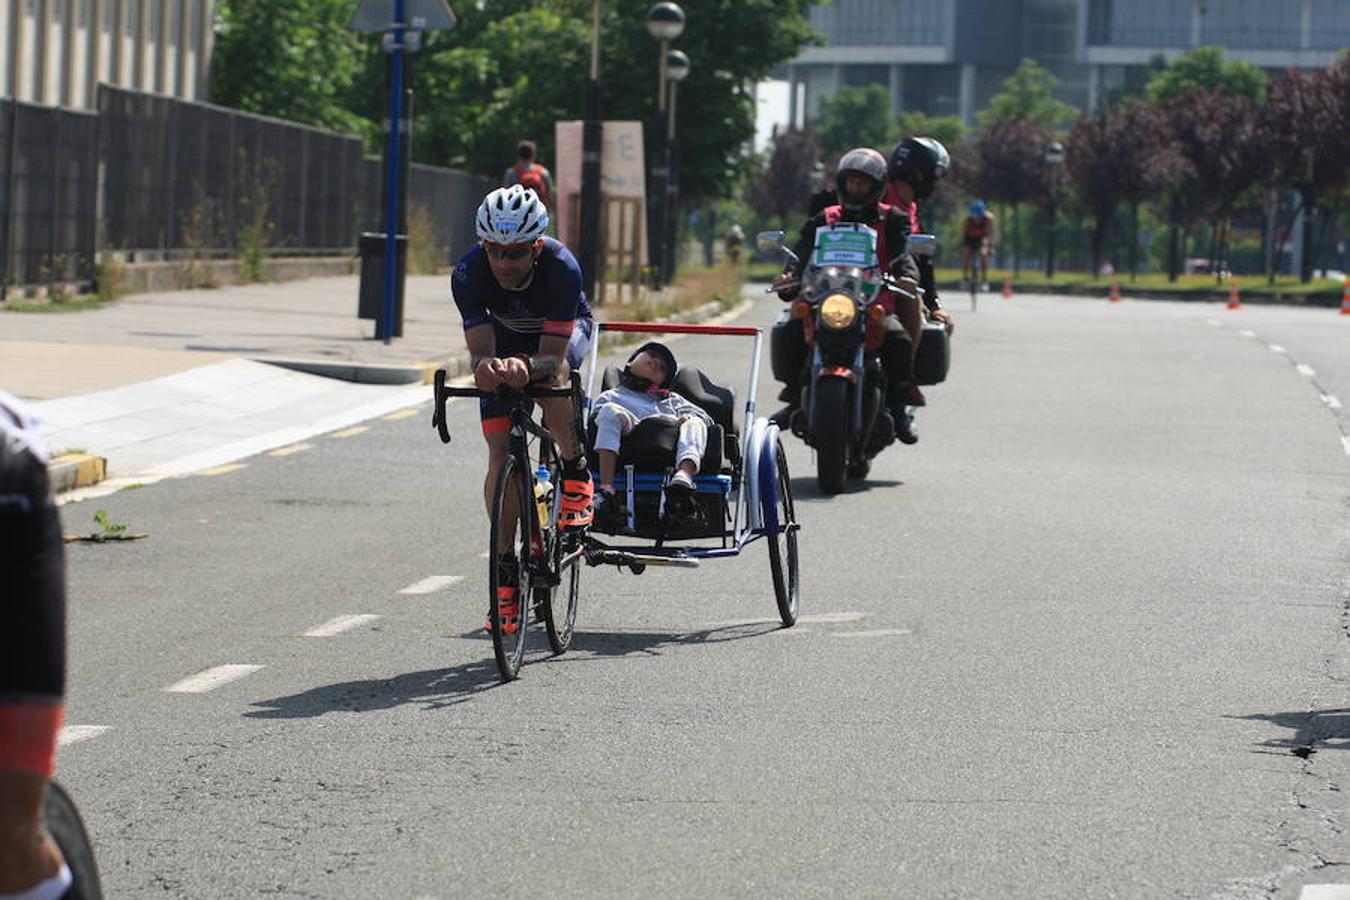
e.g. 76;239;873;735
451;186;594;634
960;199;996;290
501;140;554;210
0;390;100;899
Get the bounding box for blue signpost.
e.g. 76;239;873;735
349;1;456;343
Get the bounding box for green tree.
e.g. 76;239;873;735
210;0;373;139
977;59;1077;131
813;84;895;157
1144;46;1267;105
895;111;965;151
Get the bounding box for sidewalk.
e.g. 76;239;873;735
0;274;465;499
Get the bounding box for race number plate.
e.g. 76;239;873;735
812;223;877;268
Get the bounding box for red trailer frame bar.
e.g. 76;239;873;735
596;321;760;337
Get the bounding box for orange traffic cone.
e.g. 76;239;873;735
1340;279;1349;316
1001;279;1013;299
1108;281;1121;303
1226;278;1241;310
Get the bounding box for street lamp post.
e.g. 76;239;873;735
645;2;684;288
662;48;689;284
578;0;603;305
348;0;456;343
1043;141;1065;280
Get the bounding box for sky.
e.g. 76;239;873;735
754;79;791;151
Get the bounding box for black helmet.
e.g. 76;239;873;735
626;341;678;388
834;148;888;211
888;137;950;200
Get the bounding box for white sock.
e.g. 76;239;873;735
0;863;73;900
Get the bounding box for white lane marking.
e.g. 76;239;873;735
705;611;868;628
479;551;492;558
58;725;110;746
165;664;263;693
1269;344;1287;354
831;628;914;638
1342;436;1350;457
1323;394;1343;410
1206;319;1221;327
799;612;869;624
1239;329;1256;338
304;614;381;637
399;575;464;595
1297;364;1316;377
1300;886;1350;900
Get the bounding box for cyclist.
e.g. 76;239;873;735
451;186;594;635
501;140;554;209
959;199;996;290
883;135;955;442
770;148;922;440
0;391;75;900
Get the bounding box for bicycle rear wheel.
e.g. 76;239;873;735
489;454;533;680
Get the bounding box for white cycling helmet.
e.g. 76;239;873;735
475;185;549;244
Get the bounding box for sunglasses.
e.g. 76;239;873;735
483;243;534;261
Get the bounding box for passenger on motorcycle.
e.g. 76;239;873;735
771;148;923;442
451;185;595;632
882;136;955;439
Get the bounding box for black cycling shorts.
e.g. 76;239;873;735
0;411;66;775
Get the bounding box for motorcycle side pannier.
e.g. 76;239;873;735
914;322;949;386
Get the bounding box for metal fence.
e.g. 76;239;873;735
0;101;100;288
0;85;492;291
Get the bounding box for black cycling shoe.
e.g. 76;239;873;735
594;489;629;531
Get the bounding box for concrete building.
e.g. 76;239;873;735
783;0;1348;127
2;0;215;110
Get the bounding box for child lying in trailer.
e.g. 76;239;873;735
591;341;713;528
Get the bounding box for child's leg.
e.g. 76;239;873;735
675;418;708;475
597;449;618;490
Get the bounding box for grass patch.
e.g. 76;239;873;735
4;296;111;314
599;260;746;324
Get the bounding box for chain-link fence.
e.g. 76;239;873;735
0;86;492;291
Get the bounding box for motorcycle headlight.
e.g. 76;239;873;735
819;293;858;330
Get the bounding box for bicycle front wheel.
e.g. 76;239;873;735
488;454;533;681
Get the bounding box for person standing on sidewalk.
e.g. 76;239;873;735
451;186;593;634
501;140;554;210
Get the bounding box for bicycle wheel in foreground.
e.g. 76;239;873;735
538;466;579;654
45;781;104;899
488;455;533;681
765;438;800;626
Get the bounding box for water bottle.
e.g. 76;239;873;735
534;464;551;527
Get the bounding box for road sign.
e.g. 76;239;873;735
349;0;456;31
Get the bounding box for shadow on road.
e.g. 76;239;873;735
243;622;783;718
244;658;503;718
789;475;904;500
1229;707;1350;754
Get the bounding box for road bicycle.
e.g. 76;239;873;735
433;372;586;680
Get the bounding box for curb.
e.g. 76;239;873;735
257;358;429;385
48;453;107;494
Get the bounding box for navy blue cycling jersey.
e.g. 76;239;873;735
451;237;593;344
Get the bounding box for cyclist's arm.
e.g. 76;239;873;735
465;323;513;390
527;333;569;385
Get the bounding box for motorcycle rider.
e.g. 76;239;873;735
881;136;954;439
770;148;923;442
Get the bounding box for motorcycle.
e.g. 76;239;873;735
760;225;942;495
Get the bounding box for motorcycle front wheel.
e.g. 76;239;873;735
812;377;850;495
